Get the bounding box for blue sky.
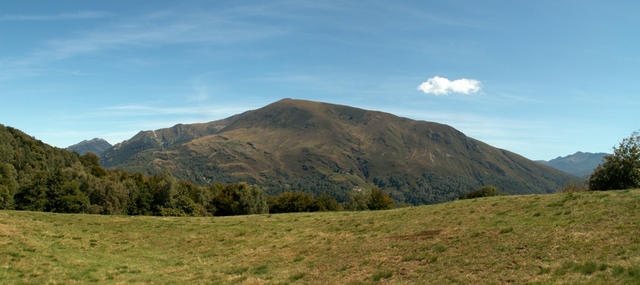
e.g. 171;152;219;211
1;0;638;160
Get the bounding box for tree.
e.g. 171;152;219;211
344;188;369;211
268;192;321;213
0;185;11;209
344;188;395;211
209;183;268;216
315;194;342;211
0;162;17;209
459;185;501;199
589;131;640;190
367;188;394;210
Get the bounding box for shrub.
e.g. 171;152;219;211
0;185;12;209
315;194;342;211
459;185;501;199
209;183;268;216
367;188;394;210
0;162;17;209
344;188;369;211
268;192;321;213
343;187;395;210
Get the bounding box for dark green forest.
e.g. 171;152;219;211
0;124;392;216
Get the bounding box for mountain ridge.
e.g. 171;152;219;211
538;151;608;177
100;98;577;204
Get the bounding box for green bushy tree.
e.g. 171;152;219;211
209;183;268;216
268;192;321;213
0;162;17;209
459;185;501;200
589;131;640;190
344;187;395;211
315;194;342;211
367;188;394;210
344;188;369;211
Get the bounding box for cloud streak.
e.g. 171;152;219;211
417;76;481;95
102;104;252;117
0;11;111;21
0;10;288;80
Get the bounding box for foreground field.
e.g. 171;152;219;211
1;190;640;284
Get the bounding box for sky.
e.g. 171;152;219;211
1;0;638;161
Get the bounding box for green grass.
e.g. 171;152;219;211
1;189;640;284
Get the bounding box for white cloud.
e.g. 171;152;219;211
417;76;481;95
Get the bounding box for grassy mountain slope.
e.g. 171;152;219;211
101;99;577;204
539;151;609;177
2;189;639;284
67;138;112;156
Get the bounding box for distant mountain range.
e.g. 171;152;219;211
538;152;609;177
67;138;112;155
98;99;577;204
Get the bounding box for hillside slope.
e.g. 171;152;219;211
1;189;639;284
539;152;608;177
101;99;577;204
67;138;112;156
0;123;225;216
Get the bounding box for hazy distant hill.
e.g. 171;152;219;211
100;99;577;204
67;138;112;155
538;152;609;177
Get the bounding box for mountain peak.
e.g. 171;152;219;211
67;138;112;156
540;152;609;177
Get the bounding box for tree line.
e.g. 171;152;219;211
0;125;394;215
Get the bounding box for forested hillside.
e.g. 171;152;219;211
0;124;388;215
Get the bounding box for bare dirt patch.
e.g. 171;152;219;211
388;229;442;240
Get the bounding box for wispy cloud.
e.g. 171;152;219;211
102;104;252;117
0;11;111;21
417;76;481;95
0;9;288;80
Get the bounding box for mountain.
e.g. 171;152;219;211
100;98;577;204
0;123;254;216
538;152;609;177
67;138;112;155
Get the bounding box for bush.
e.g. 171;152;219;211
0;185;12;209
367;188;394;210
589;131;640;190
344;187;395;210
0;162;17;209
315;194;342;211
344;188;369;211
268;192;321;213
459;185;501;199
209;183;268;216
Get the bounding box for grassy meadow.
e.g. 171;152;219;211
1;189;640;284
